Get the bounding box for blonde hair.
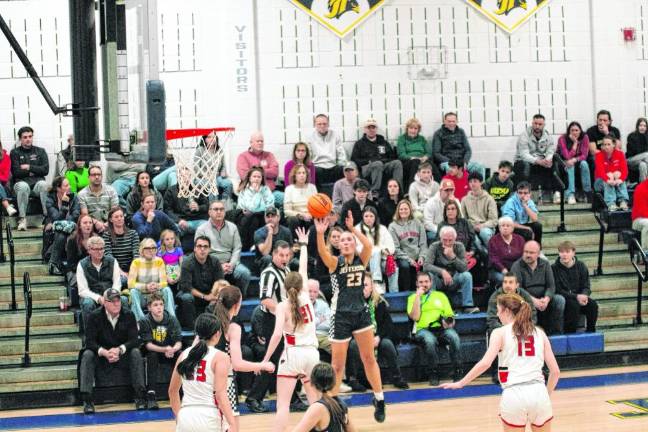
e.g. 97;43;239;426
364;272;389;308
405;117;422;131
138;237;157;255
159;229;179;252
210;279;230;298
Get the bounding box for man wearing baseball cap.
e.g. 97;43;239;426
79;288;146;414
339;178;376;226
350;119;403;197
423;178;462;241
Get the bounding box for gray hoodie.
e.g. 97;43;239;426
409;178;440;213
388;219;428;261
515;126;555;164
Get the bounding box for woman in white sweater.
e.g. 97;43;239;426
355;206;398;293
284;164;318;235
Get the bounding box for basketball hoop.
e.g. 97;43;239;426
165;127;235;199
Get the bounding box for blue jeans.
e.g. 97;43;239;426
426;228;438;244
413;327;462;372
489;269;505;287
477;227;495;245
226;263;252;298
434;271;474;308
594;178;629;206
272;190;284;208
217;177;233;200
180;219;207;236
440;161;486;180
112;176;136;208
129;287;176;322
565;160;591;198
368;250;399;293
0;183;8;201
152;167;178;192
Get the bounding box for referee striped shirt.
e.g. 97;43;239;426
259;262;287;313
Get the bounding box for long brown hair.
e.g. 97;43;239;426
497;293;535;340
237;165;266;193
211;285;242;336
310;363;347;429
284;272;304;331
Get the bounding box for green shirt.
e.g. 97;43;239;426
407;290;454;331
66;167;89;193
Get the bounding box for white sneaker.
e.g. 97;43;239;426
17;218;27;231
619;200;629;211
5;204;16;216
553;191;561;204
567;195;576;205
339;383;352;393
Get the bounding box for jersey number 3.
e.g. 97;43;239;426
346;272;362;287
517;336;535;357
191;360;207;382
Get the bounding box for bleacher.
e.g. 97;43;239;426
0;200;647;410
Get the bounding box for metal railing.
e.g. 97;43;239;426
552;156;568;233
7;223;16;310
0;208;5;263
22;272;32;367
628;238;647;326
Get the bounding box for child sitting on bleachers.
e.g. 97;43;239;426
594;135;629;211
157;229;183;294
408;162;439;220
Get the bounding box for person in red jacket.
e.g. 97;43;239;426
594;135;629;211
0;141;16;216
632;179;648;250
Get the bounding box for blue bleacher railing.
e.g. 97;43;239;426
7;222;16;310
23;271;32;367
628;237;646;326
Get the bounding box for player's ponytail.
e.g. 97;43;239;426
177;313;221;379
212;285;242;336
497;293;535;340
284;272;304;330
311;363;348;429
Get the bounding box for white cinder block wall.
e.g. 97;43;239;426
1;0;648;181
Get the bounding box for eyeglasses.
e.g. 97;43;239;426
90;247;104;251
143;247;156;251
211;207;225;211
90;173;102;177
195;244;210;249
366;125;377;129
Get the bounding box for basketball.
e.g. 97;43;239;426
307;193;333;219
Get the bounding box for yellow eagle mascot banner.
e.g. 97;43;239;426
466;0;553;33
287;0;386;38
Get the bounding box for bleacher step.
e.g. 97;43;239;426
0;364;77;384
541;231;620;249
0;311;74;328
0;300;62;311
0;263;54;278
0;323;79;338
0;286;66;303
0;336;81;356
603;327;648;351
540;212;597;229
0;379;77;394
0;351;79;367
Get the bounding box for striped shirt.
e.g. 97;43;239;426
77;184;120;221
259;262;287;313
103;229;140;272
128;257;168;291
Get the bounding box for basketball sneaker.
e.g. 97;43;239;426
372;397;386;423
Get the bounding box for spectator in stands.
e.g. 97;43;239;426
377;179;403;226
283;164;317;234
557;121;592;204
308;218;342;300
308;113;347;187
442;159;469;200
128;238;176;322
197;131;232;203
157;229;183;294
163;167;209;236
407;271;462;385
79;287;146;414
309;279;332;359
236;132;283;206
423;226;479;313
501;181;543;244
106;160;146;206
438;200;478;260
586;109;621;155
126;171;164;218
333;161;360;212
103;207;140;285
347;275;409;391
132;192;180;241
409;162;439;220
11;126;49;230
66;214;100;295
339;179;375;226
424;178;461;242
488;216;525;286
552;241;598;333
254;206;293;270
431;112;485;179
397;117;435;186
594;135;629;211
138;291;182;410
351;118;403;197
147;151;176;193
389;199;427;292
236;166;275;249
510;240;565;335
514;114;560;203
486;273;536;331
78;165;120;233
355;206;398;293
77;236;122;325
195;201;251;297
627;117;648;182
632;179;648;251
65;159;89;194
177;235;224;329
0;140;16;216
45;176;81;276
56;135;75;177
284;142;316;186
461;172;498;247
483;160;514;208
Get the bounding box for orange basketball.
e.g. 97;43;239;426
307;193;333;219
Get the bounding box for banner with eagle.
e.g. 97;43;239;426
466;0;552;33
287;0;386;38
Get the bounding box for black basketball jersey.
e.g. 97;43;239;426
330;255;367;314
310;397;348;432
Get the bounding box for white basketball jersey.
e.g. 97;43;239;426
180;346;219;407
283;291;318;349
498;323;545;389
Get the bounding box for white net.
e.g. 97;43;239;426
168;128;235;199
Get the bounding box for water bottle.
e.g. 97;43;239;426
537;186;543;205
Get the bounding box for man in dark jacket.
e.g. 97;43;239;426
11;126;49;230
351;118;403;197
431;113;485;180
163;181;209;235
486;273;537;331
551;241;598;333
79;288;146;414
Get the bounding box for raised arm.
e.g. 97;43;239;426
315;218;338;272
295;227;309;283
345;211;371;266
